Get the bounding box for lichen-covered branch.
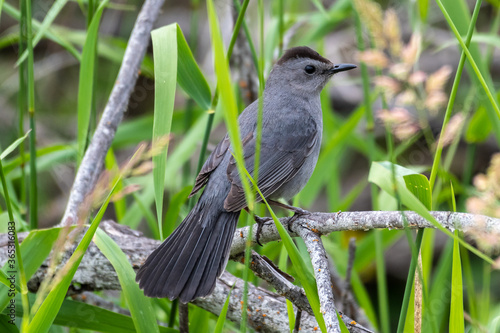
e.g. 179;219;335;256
295;225;340;333
230;211;499;255
1;210;497;332
61;0;165;226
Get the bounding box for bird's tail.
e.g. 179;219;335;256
136;203;239;303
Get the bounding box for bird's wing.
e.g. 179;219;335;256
188;134;230;198
224;114;319;212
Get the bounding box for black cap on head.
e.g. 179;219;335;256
277;46;332;66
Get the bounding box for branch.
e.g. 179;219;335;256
1;211;497;331
230;211;500;255
295;226;341;333
61;0;165;226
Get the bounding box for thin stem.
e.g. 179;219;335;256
436;0;500;124
429;0;482;191
25;0;37;230
396;229;425;333
194;0;250;177
18;0;27;215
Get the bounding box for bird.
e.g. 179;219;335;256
136;46;356;303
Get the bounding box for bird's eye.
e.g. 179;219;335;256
304;65;316;74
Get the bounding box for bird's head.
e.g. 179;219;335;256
267;46;356;95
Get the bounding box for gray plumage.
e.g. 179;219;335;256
136;46;356;303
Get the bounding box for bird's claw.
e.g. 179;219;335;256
254;215;273;246
287;208;311;233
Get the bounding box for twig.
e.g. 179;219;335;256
179;302;189;333
294;226;340;333
343;237;356;315
293;310;302;333
236;251;312;314
61;0;165;226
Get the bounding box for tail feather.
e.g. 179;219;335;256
136;206;239;303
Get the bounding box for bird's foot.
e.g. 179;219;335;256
254;215;273;246
287;207;311;233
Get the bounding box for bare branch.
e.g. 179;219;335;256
295;226;341;333
61;0;165;226
1;210;497;332
230;211;500;255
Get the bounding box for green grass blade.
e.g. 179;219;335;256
0;227;66;312
465;105;493;143
94;228;160;333
449;183;464;332
26;179;119;333
2;3;81;61
121;111;223;229
368;161;493;264
76;0;109;165
207;0;252;206
163;185;192;237
6;293;177;333
0;131;30;160
151;24;177;240
175;24;212;110
15;0;69;66
450;230;464;332
241;168;327;332
429;0;481;190
436;0;500;132
214;286;232;333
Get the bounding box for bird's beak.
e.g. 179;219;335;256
329;63;357;74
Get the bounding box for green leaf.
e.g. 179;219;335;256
0;314;19;332
418;0;430;22
5;293;177;333
163;185;192;237
403;174;432;210
0;131;31;160
368;161;492;264
214;287;232;333
450;229;464;333
26;180;119;333
0;227;65;312
466;105;493;143
151;24;177;240
121;110;223;229
338;311;350;333
176;25;212;110
77;0;109;165
94;229;160;333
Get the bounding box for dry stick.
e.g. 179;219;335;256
295;226;341;333
61;0;165;226
343;237;356;316
235;251;373;332
230;211;500;255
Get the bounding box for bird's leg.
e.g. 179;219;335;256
266;200;311;232
245;208;273;246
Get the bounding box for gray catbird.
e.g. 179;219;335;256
136;46;356;303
